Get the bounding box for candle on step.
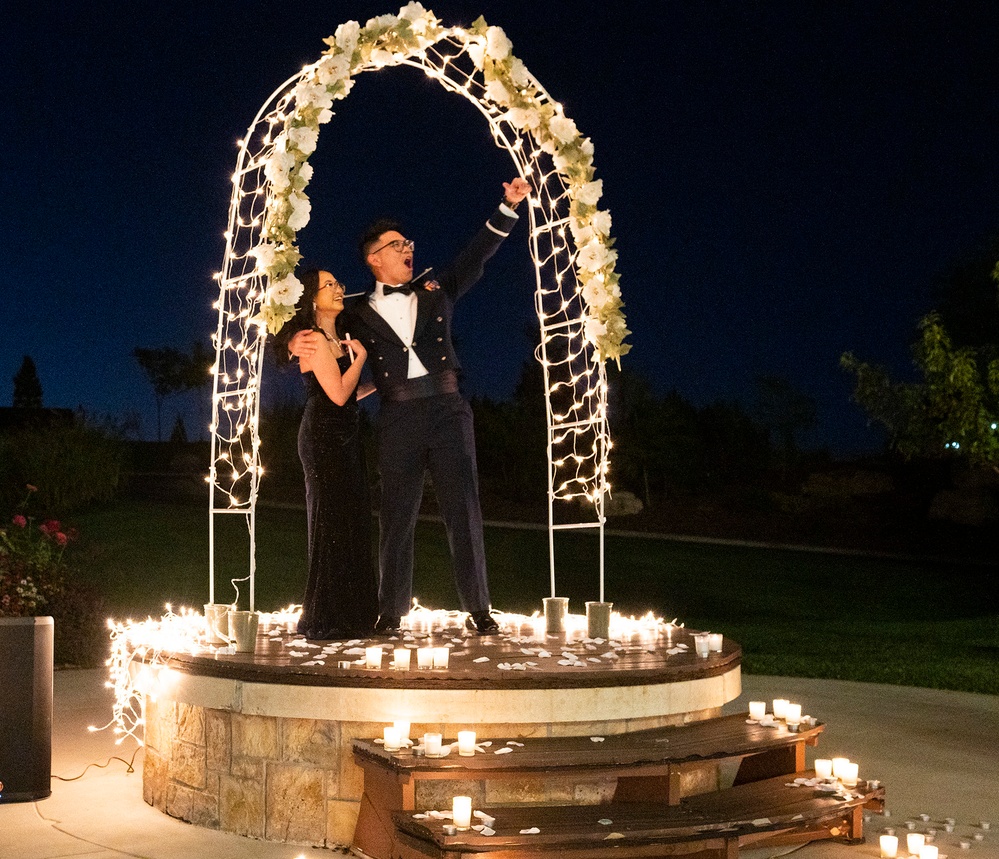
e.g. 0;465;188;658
393;648;411;671
749;701;767;720
814;759;833;779
453;795;472;830
394;720;411;743
832;757;851;779
785;703;802;725
365;646;383;669
433;647;450;669
841;761;859;787
416;647;433;669
382;726;401;752
457;730;477;756
423;732;442;757
772;699;790;720
907;833;925;855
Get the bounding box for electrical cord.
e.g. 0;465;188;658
51;745;143;781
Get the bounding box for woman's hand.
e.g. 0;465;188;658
342;337;366;363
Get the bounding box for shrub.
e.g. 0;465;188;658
0;503;73;617
0;419;124;514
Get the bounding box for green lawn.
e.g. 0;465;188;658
74;499;999;694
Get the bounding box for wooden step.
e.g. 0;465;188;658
389;771;885;859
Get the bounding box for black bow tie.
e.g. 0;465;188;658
383;284;414;296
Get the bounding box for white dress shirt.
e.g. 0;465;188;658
369;283;429;379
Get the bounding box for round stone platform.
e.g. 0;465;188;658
140;617;741;849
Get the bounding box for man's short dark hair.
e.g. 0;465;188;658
358;217;404;261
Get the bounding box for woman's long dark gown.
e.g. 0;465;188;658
296;357;378;639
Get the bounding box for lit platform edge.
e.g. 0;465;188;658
150;665;742;723
138;624;743;723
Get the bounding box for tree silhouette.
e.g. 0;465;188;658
13;355;43;409
134;342;212;441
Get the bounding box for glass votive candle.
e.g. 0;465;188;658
432;647;450;669
416;647;433;669
394;648;411;671
457;730;477;756
881;835;899;858
383;726;401;752
394;720;411;743
832;757;851;779
815;759;833;779
749;701;767;720
920;845;938;859
785;703;802;724
841;761;859;787
365;646;383;669
423;732;442;757
773;699;790;720
708;632;724;652
907;833;926;855
453;795;472;830
694;634;711;657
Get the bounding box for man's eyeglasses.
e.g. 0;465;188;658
371;238;415;255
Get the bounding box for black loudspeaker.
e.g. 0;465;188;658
0;616;53;802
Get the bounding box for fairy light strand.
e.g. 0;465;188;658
208;7;628;607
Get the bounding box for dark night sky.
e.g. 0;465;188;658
4;1;998;453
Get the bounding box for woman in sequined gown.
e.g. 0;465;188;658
273;269;378;639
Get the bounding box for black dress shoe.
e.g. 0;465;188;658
465;611;500;635
373;615;402;635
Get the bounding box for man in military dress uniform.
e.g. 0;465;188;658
292;177;530;635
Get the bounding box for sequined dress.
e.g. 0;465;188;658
296;357;377;639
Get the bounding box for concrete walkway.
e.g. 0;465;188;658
2;669;996;859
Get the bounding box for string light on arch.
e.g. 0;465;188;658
208;4;631;607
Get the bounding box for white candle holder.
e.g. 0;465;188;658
453;795;472;830
394;720;411;743
832;757;851;779
815;758;833;779
393;648;411;671
881;835;899;858
748;701;767;721
416;647;433;669
457;730;477;756
423;732;442;757
907;833;926;855
432;647;450;669
383;726;401;752
772;699;790;720
365;646;383;669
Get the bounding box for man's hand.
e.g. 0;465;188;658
289;329;324;359
503;177;530;207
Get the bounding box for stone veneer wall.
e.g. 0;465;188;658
142;696;723;850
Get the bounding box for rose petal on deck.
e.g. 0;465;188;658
473;656;490;663
494;746;513;754
520;827;541;835
590;736;606;742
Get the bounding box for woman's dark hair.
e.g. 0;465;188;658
271;268;323;367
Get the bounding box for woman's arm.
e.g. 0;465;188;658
301;334;367;405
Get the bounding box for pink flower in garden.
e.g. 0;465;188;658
55;532;69;547
26;484;38;493
39;519;61;535
12;514;27;528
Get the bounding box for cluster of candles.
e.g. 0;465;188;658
880;833;944;859
692;633;724;657
365;645;450;670
749;698;806;728
814;756;860;787
381;722;478;758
